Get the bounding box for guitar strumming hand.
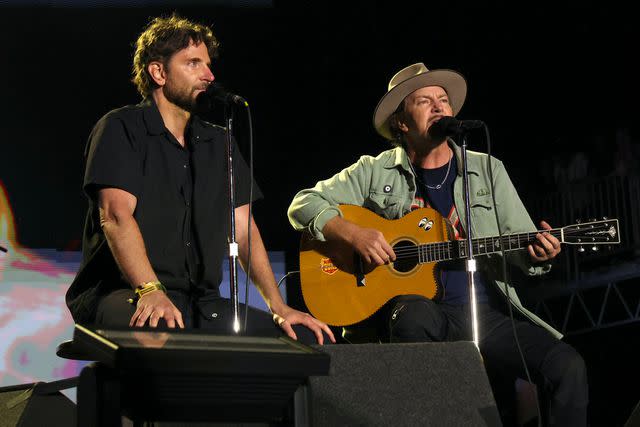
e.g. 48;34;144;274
323;215;397;266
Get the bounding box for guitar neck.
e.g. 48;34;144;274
417;229;562;263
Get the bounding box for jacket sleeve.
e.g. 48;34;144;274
490;159;552;276
288;156;374;241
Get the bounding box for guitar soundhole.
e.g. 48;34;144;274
392;240;418;273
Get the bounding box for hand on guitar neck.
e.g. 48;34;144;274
528;220;562;263
323;215;397;266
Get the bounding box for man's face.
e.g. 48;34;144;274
398;85;453;144
162;40;214;112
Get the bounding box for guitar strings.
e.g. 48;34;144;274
389;226;613;261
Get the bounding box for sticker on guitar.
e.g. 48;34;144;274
418;217;434;230
320;257;338;275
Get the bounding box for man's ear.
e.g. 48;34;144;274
391;112;408;133
147;61;166;87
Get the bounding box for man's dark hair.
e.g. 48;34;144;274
132;14;219;97
388;100;407;148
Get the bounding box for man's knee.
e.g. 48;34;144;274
388;297;443;342
95;289;137;326
542;343;588;403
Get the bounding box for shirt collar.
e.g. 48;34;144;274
140;98;166;136
140;97;214;142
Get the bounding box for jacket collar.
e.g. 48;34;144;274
449;139;481;176
384;139;481;176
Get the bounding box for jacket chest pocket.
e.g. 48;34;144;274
364;191;403;219
469;199;496;236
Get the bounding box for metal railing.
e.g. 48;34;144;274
520;174;640;335
526;174;640;284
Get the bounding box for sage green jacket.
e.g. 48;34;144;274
288;142;562;339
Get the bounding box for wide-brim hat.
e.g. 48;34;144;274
373;63;467;140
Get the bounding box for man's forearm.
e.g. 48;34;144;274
238;223;286;313
321;215;358;244
101;212;158;289
235;206;286;314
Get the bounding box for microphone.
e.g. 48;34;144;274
196;83;248;110
428;116;484;140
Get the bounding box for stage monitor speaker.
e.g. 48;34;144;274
0;381;76;427
307;341;501;426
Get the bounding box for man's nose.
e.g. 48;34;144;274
204;67;215;83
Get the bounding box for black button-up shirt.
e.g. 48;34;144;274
66;98;261;323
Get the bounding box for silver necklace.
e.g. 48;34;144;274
410;154;453;190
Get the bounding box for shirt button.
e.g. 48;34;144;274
183;164;188;169
186;201;191;207
186;241;191;247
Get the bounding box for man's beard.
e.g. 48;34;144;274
163;82;199;113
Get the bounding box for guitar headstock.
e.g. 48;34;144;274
561;218;620;248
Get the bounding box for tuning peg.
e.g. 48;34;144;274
592;246;599;252
578;246;585;252
589;218;597;222
576;219;582;224
602;216;608;220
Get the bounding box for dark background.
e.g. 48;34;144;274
1;2;638;425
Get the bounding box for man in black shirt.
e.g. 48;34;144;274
66;14;334;344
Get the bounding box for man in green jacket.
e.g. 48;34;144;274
288;63;587;426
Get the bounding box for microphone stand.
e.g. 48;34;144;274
459;133;480;349
224;105;241;334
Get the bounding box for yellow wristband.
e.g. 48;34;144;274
135;281;166;297
127;281;166;304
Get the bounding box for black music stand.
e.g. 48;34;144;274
72;324;330;426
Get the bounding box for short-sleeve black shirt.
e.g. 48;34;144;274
66;98;261;323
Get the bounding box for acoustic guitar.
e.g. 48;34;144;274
299;205;620;326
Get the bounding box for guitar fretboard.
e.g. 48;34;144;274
412;229;563;263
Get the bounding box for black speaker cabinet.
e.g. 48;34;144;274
307;341;501;426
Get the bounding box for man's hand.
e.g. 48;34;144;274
130;291;185;328
528;220;561;263
323;216;396;266
272;305;336;345
348;226;396;266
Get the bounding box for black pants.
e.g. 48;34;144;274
381;295;588;427
94;288;325;345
